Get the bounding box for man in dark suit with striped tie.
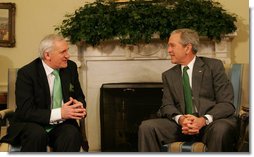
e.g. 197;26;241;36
0;34;87;151
138;29;238;152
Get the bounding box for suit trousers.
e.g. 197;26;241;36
17;122;82;152
138;117;238;152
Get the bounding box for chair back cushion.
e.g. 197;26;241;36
7;68;19;111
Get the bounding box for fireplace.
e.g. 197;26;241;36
100;82;163;152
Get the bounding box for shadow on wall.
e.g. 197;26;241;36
0;55;13;89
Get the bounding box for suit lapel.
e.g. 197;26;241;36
192;57;205;112
173;65;185;113
37;59;51;108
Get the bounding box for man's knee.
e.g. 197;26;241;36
20;123;48;151
139;119;157;132
205;119;238;145
209;119;237;135
23;123;47;140
58;124;81;140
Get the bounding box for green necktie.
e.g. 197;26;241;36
45;70;63;132
182;66;193;114
52;70;62;109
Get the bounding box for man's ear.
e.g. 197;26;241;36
185;44;192;55
44;52;51;60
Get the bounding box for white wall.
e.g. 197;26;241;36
0;0;250;92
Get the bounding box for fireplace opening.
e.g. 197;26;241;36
100;82;163;152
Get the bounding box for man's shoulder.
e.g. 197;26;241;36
162;64;179;75
196;57;224;73
19;58;41;72
198;56;223;65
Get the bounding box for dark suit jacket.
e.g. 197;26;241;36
1;58;86;145
159;57;235;121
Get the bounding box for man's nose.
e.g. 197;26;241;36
65;51;70;58
167;47;172;54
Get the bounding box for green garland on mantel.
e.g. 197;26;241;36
55;0;237;46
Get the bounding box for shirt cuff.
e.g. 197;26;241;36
173;114;182;124
50;108;63;124
204;114;213;125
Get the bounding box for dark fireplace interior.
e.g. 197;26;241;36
100;82;163;152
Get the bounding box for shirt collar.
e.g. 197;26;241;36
181;56;196;71
41;59;54;76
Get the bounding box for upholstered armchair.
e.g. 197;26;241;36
0;68;89;152
161;64;249;152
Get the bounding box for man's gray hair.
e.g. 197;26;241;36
171;28;199;54
38;34;66;59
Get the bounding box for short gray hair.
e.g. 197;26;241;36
170;28;199;54
38;34;66;59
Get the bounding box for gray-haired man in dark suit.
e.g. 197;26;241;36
138;28;238;152
0;34;88;152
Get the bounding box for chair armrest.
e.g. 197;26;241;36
241;106;249;114
0;109;14;120
237;105;249;151
0;109;14;137
239;105;249;122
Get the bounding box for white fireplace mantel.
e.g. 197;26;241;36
68;33;236;152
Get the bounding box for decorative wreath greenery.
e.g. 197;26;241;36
55;0;237;46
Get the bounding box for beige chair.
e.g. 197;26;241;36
0;68;89;152
161;64;249;152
